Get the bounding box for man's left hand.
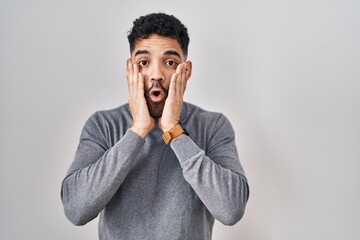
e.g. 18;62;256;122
159;62;188;132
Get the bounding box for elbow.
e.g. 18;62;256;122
218;182;250;226
62;197;96;226
62;198;92;226
221;205;246;226
63;210;84;226
61;183;93;226
62;196;98;226
64;209;91;226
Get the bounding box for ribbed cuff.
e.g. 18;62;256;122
170;134;202;164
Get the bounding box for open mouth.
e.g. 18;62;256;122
149;89;165;102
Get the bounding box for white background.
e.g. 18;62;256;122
1;0;359;239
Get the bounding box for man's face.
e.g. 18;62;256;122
131;34;191;118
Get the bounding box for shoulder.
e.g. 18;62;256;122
93;104;130;119
183;102;234;135
82;104;132;135
183;102;229;126
182;102;235;151
86;104;131;125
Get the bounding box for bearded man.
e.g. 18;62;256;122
61;12;249;240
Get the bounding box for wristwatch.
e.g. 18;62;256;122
162;122;189;144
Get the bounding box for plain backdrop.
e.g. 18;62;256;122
1;0;359;239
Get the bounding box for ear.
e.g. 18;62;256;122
185;60;192;80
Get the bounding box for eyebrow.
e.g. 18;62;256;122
164;50;181;58
134;49;181;58
134;50;150;57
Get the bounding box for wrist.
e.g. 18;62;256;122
130;126;150;139
162;122;189;144
161;121;179;133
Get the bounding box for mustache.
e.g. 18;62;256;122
145;81;169;96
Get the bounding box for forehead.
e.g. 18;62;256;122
132;34;185;58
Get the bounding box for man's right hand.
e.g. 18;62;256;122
126;59;155;139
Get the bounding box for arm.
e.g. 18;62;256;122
170;114;249;226
61;60;154;225
158;62;249;225
61;114;145;226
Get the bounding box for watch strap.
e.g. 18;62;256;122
162;123;185;144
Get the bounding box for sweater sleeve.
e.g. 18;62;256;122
170;114;249;226
61;113;145;226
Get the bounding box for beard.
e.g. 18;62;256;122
144;82;169;118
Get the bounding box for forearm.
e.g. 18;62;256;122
171;135;249;225
61;130;144;225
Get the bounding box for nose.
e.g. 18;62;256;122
149;62;164;82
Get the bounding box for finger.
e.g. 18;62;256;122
176;64;183;96
130;63;140;95
175;63;185;96
133;63;139;83
137;72;144;92
169;72;178;97
126;59;132;89
135;65;146;101
175;61;183;74
170;64;179;96
180;63;188;94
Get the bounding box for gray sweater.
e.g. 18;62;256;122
61;102;249;240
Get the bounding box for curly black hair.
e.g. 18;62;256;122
127;13;190;56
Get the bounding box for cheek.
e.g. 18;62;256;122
165;68;176;76
163;69;176;88
140;74;150;90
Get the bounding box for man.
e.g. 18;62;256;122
61;13;249;240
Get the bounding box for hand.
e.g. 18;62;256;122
126;59;155;139
159;62;188;132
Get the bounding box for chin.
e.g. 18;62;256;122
148;102;164;119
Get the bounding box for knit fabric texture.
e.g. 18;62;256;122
61;102;249;240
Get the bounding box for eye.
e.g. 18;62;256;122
166;60;177;67
138;60;148;67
